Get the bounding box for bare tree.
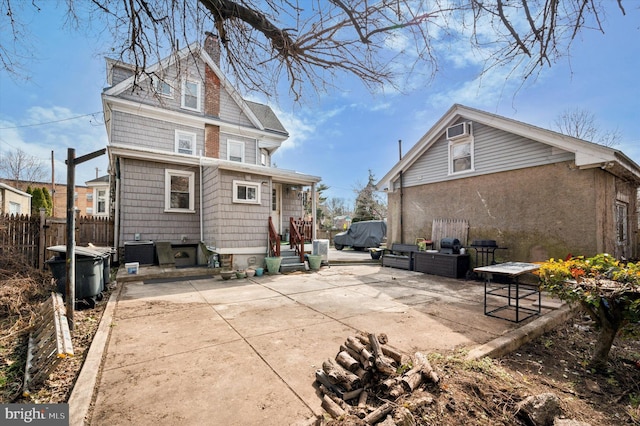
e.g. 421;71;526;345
553;107;622;147
0;1;631;100
0;148;47;185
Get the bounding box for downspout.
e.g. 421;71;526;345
399;140;404;244
199;151;204;243
311;182;317;240
114;157;121;252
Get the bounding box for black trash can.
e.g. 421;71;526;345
46;245;107;303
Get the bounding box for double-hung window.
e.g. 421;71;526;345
181;79;201;111
165;169;195;212
154;78;173;97
97;189;107;214
449;139;473;174
228;140;245;162
233;180;260;204
175;130;196;155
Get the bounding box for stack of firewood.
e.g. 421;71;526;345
315;332;440;423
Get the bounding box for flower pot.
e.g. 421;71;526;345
246;268;256;277
235;270;247;279
308;254;322;271
265;257;282;274
220;270;234;280
254;267;264;277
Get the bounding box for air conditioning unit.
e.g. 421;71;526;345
446;122;471;140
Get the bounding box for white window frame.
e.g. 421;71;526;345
448;138;474;175
233;180;261;204
227;140;245;162
165;169;196;213
86;207;94;215
154;78;173;98
9;201;21;215
175;130;196;155
95;188;108;216
181;79;201;111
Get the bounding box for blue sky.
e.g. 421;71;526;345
1;3;639;208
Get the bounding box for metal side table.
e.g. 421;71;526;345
474;262;541;323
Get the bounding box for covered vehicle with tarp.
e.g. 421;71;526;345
334;220;387;250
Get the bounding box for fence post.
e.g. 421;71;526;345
39;208;46;270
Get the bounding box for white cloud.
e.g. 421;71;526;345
0;106;109;184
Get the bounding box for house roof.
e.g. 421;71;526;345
85;175;110;185
102;43;287;139
377;104;640;189
0;182;32;198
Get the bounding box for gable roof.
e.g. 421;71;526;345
0;182;32;198
102;43;286;138
377;104;640;189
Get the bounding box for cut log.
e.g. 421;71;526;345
357;390;368;408
354;367;371;383
316;370;363;401
336;350;360;372
400;369;423;393
415;352;440;384
363;402;393;424
390;384;406;398
322;394;346;419
369;333;396;375
380;345;405;365
322;358;361;391
346;336;367;353
381;376;401;392
340;344;362;362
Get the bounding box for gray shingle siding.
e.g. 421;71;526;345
400;121;575;189
112;110;204;154
220;132;258;164
220;89;253;126
118;159;200;243
215;170;270;248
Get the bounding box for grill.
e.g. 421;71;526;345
440;238;461;254
470;240;506;267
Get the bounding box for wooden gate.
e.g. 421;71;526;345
431;218;469;250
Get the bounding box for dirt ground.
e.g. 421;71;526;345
1;254;639;425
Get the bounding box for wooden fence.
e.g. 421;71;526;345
0;210;114;269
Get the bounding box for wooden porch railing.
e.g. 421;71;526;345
291;217;313;242
289;217;305;262
268;216;280;257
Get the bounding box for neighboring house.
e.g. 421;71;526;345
102;33;321;268
0;179;96;217
0;182;31;215
85;175;111;218
334;215;352;231
377;104;640;262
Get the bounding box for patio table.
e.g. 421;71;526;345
474;262;541;323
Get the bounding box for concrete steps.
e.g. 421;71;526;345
279;249;306;273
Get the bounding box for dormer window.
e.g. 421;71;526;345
181;79;201;111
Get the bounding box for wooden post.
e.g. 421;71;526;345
66;148;75;330
39;208;46;270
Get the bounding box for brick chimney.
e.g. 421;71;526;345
204;32;221;158
204;31;220;66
